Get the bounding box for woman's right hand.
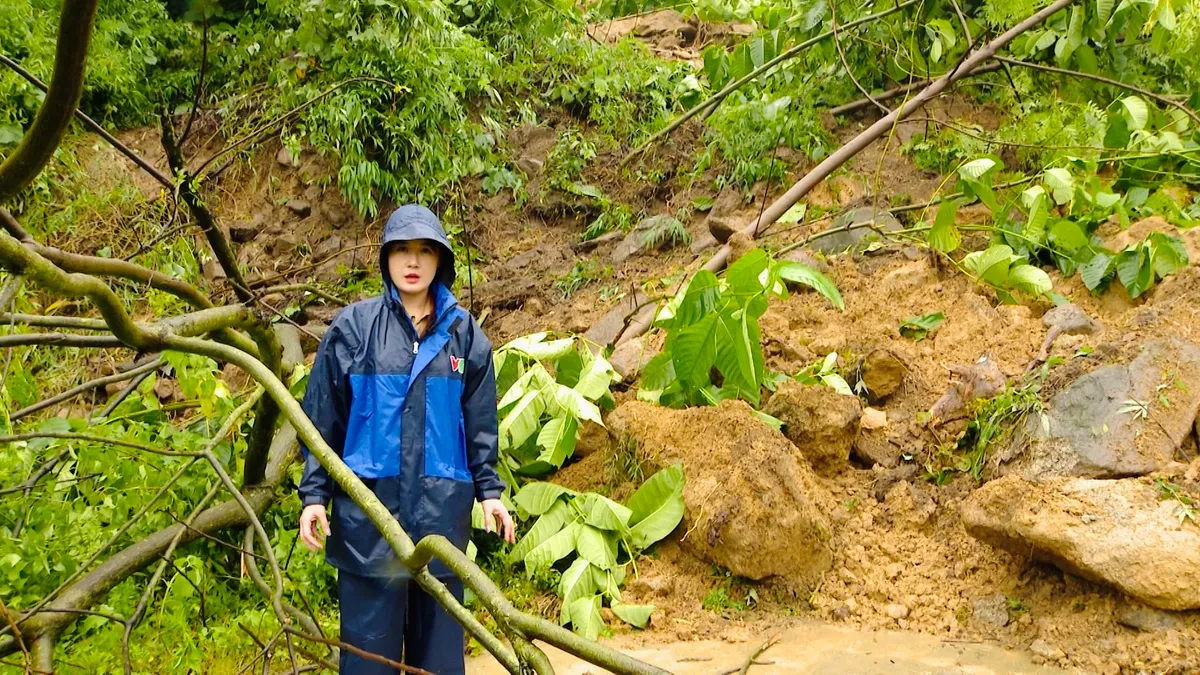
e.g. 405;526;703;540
299;503;331;551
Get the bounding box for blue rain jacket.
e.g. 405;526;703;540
298;205;504;579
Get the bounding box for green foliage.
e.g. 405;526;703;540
553;259;613;299
927;377;1045;483
1154;477;1198;525
639;249;842;408
640;215;691;249
900;312;945;342
704;94;832;188
493;334;620;482
507;464;685;636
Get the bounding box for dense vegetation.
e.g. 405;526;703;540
1;0;1198;671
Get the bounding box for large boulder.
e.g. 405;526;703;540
809;206;902;255
997;338;1200;479
962;475;1200;610
607;400;834;582
764;380;862;474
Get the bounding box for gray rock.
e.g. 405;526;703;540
998;338;1200;479
276;147;296;167
1030;639;1065;661
608;336;659;380
809;207;903;255
475;277;540;310
780;248;830;273
286;199;311;218
689;233;718;255
313;235;343;261
1043;303;1099;335
963;475;1200;610
1116;601;1181;632
973;593;1010;628
707;215;738;244
584;291;657;350
515;156;544;178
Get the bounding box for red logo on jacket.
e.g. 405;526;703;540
449;355;464;374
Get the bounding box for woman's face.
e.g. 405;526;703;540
387;239;439;298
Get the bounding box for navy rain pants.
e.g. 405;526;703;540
338;572;466;674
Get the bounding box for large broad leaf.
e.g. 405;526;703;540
576;525;619;570
1048;219;1089;251
551;385;603;425
774;263;844;310
573;353;618;400
1080;252;1114;291
509;501;573;564
1009;264;1053;297
524;521;581;572
498;364;553;410
929;201;961;253
958;158;998;181
676;270;723;328
568;595;604;640
627;464;686;551
1121;96;1149;131
963;245;1018;286
513;482;572;517
612;603;655;629
1148;233;1190;277
1115;248;1151;297
559;558;601;626
499;388;548;451
535;415;579;468
1097;0;1116;23
504;333;576;361
1043;168;1076;206
671;313;720;388
727;248;770;296
583;494;633;531
637;353;676;404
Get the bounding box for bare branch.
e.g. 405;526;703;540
829;63;1005;116
11;356;162;422
178;16;210;147
283;627;434;675
0;0;101;202
831;1;890;115
0;333;123;348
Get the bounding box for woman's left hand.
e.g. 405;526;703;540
481;499;516;544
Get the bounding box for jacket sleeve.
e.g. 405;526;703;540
298;319;353;507
461;314;505;501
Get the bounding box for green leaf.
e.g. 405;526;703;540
524;521;582;571
672;313;720;388
676;270;723;327
576;525;619;569
1043;168;1076;205
568;595;604;640
574;354;618;400
627;464;686;551
638;353;676;404
899;312;945;341
514;482;572;517
929;201;961;253
510;501;573;564
1121;96;1150;131
774;263;844;310
692;195;715;212
1098;0;1116;23
504;333;576;361
959;158;998;181
1048;219;1089;251
560;559;601;626
535;415;579;468
1009;264;1053;297
584;494;633;531
963;245;1018;286
751;409;784;431
499;388;548;450
612;603;655;629
1115;248;1148;297
727;248;770;295
779;203;807;224
1148;232;1189;277
550;385;603;425
1080;252;1114;291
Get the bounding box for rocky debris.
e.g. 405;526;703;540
853;428;900;468
962;475;1200;610
763;380;862;474
275;147;297;167
884;603;910;619
584;291;657;349
264;232;301;257
510;125;556;180
1030;303;1101;370
860;407;887;430
854;349;907;402
607;400;834;582
808;206;902;255
999;338;1200;479
201;258;227;282
972;593;1011;628
1116;600;1182;632
688;233;718;255
608;336;658;380
286;199;311;218
475;277;541;310
871;463;919;501
588;10;705;50
153;377;182;403
1030;639;1065;662
313;234;343;261
612;215;686;264
704;189;744;244
228;221;260;243
928;356;1006;424
779;248;830;273
570;230;622;254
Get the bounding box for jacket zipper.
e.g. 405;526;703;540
413;340;419;354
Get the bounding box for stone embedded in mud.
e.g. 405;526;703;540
853;428;900;468
1030;639;1065;662
972;593;1010;628
809;206;903;255
475;277;541;310
962;475;1200;611
612;215;686;264
286;199;311;217
856;349;907;402
1116;600;1181;633
584;291;657;349
884;603;909;619
228;221;259;243
997;338;1200;479
928;356;1006;424
607;400;834;582
275;147;296;167
608;336;658;380
763;380;862;475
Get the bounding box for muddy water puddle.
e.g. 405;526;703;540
468;621;1059;674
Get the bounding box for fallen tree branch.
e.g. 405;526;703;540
283;627;432;675
11;355;161;421
0;0;100;202
0;332;123;348
995;55;1200;127
831;1;890;116
622;0;920;164
829;62;1005;116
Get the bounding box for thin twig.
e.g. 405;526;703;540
11;356;161;421
0;595;29;671
178;16;209;147
831;1;890;115
283;627;434;675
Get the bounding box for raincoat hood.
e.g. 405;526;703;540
379;204;456;294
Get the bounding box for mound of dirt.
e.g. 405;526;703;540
963;475;1200;610
763;380;861;474
608;400;834;583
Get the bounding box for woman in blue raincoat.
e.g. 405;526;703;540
297;204;514;674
